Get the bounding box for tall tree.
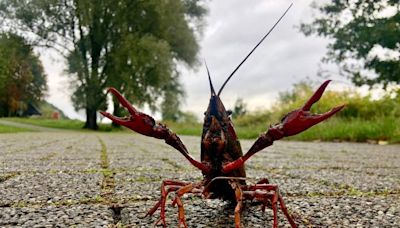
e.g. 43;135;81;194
300;1;400;88
0;0;206;129
0;33;47;117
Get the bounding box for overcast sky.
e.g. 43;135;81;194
41;0;349;120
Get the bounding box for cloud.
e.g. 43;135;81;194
180;0;341;117
39;50;82;120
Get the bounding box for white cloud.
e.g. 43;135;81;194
180;0;344;118
38;49;82;120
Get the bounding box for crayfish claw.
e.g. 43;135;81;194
310;105;345;124
107;87;138;115
99;111;129;126
101;88;159;135
277;80;344;137
302;80;331;111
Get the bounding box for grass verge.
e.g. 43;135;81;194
0;123;34;133
163;121;202;136
288;117;400;143
3;116;399;143
3;117;120;132
165;117;400;143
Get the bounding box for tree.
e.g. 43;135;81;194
0;33;47;117
0;0;206;129
232;98;247;118
300;1;400;88
160;73;185;121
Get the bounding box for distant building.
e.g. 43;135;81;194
52;111;60;119
25;103;42;116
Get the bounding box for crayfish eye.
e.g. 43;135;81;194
226;110;232;116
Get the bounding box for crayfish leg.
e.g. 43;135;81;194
145;180;203;227
231;181;244;228
242;183;297;228
144;180;188;226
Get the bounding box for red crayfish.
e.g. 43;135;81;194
100;4;344;228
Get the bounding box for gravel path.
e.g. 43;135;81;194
0;132;399;227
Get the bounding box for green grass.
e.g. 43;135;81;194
235;125;267;139
6;117;84;129
3;115;399;144
233;116;400;143
3;117;120;132
164;116;400;144
288;117;400;143
163;121;203;136
0;124;34;133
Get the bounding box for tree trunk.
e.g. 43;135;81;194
84;108;98;130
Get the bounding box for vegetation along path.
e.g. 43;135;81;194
0;132;399;227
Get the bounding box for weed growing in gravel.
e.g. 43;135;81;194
12;201;28;208
0;172;20;183
161;157;184;170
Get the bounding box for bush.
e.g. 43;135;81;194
232;81;400;142
268;81;400;121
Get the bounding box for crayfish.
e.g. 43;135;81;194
100;4;344;228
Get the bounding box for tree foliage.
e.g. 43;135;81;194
0;33;47;117
0;0;206;129
300;0;400;88
232;98;247;118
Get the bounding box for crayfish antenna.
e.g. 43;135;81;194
217;3;293;96
204;59;216;96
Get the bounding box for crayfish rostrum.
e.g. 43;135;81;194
100;4;344;228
